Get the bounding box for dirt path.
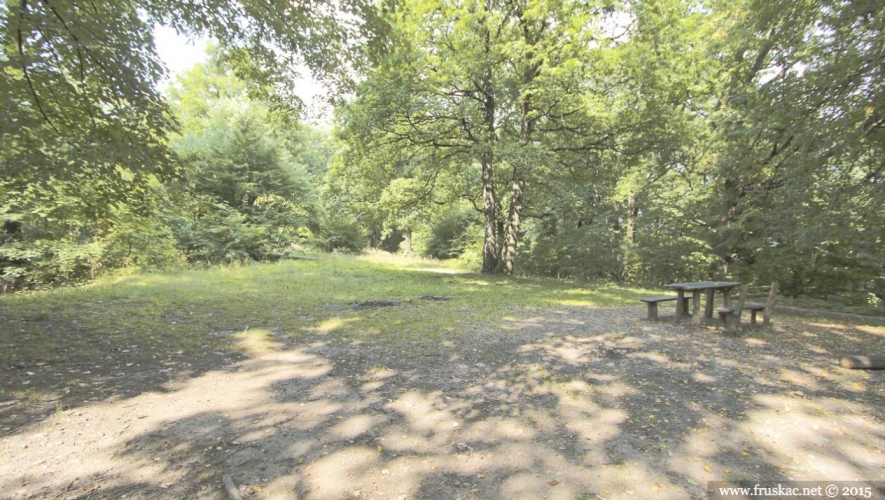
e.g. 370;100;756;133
2;306;885;499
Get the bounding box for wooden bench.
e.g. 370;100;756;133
640;296;690;321
716;283;778;330
743;283;779;325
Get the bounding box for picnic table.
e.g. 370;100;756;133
665;281;741;325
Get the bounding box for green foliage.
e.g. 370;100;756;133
338;0;631;274
332;0;883;310
171;202;265;263
101;208;183;271
422;207;478;260
166;59;324;263
520;219;624;282
0;171;181;292
695;0;885;301
0;0;383;291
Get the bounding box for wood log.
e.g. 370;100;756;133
840;355;885;370
223;474;244;500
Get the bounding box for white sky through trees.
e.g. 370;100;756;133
152;25;331;123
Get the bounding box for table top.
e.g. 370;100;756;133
665;281;741;291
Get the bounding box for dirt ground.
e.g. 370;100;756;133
2;305;885;500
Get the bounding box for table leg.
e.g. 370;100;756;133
692;291;702;325
723;289;731;307
674;290;685;322
704;288;714;320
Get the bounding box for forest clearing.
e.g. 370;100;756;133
2;0;884;498
1;255;884;499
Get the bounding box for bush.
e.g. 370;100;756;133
422;210;477;260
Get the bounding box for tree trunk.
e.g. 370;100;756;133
481;157;499;273
500;12;542;276
365;227;380;250
502;178;524;275
402;227;412;254
626;195;636;244
479;57;499;274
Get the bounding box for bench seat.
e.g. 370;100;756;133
641;296;679;303
743;302;767;324
640;296;690;321
716;284;778;329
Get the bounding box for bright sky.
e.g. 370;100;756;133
153;26;208;87
152;25;332;124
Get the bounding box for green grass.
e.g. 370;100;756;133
0;252;655;383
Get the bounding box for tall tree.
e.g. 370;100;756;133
339;0;629;274
702;0;885;297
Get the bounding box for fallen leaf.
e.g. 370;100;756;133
548;480;559;486
703;465;712;473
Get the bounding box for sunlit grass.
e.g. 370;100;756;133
355;249;466;271
235;328;281;355
0;252;656;382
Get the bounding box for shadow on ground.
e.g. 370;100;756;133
2;304;885;500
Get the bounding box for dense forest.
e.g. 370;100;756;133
1;0;883;308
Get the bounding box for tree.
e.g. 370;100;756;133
699;0;885;299
339;0;630;274
166;58;322;263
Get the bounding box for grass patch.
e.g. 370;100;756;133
1;253;656;353
0;252;654;415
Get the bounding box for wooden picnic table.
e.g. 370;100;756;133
665;281;741;325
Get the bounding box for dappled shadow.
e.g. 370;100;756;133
0;259;656;443
0;261;465;435
3;302;885;499
0;314;253;438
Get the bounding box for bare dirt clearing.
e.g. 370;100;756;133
2;304;885;500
